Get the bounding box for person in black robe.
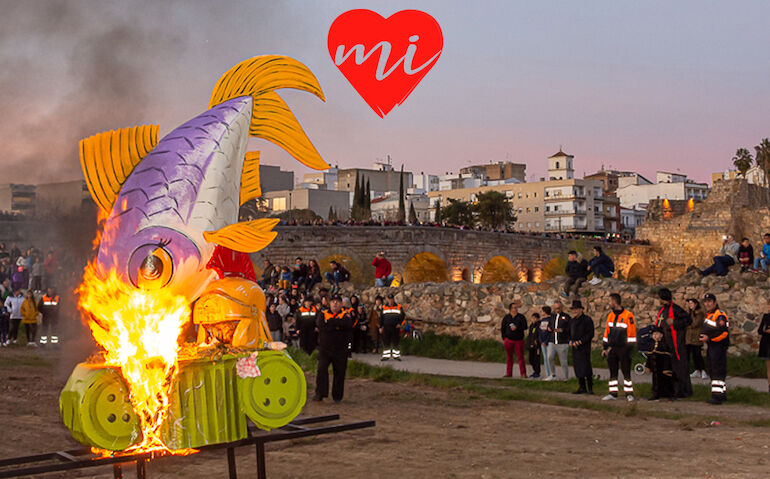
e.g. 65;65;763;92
654;288;692;398
568;300;594;394
646;334;675;401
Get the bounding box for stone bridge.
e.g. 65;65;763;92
254;226;660;286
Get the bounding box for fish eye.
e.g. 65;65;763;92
129;245;173;289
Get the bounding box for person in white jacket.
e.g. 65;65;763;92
3;289;24;345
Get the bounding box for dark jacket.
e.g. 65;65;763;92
653;302;691;355
588;253;614;273
548;312;571;345
525;322;541;350
569;313;594;378
266;309;283;332
316;308;354;355
685;308;705;345
538;316;553;344
738;244;754;266
501;313;527;341
565;259;588;280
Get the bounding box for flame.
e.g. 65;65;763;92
78;262;191;454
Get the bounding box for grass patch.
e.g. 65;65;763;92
288;347;770;417
400;332;768;378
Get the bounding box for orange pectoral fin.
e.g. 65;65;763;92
203;218;280;253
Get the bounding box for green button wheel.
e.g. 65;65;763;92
60;365;141;451
238;351;306;430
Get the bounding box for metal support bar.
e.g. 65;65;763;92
136;458;146;479
227;447;237;479
256;442;266;479
0;415;374;478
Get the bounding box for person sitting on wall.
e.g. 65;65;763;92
587;246;614;285
753;233;770;273
562;250;588;298
738;237;754;273
699;234;739;277
372;251;394;287
324;261;351;293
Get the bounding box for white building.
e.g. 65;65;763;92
411;173;439;193
616;171;709;209
621;207;646;236
370;193;431;222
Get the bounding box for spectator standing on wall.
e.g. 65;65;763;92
525;312;542;379
372;251;394;287
587;246;614;285
699;234;739;277
562;250;588;298
754;234;770;273
685;298;708;380
500;302;527;378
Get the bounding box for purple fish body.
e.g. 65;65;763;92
98;97;253;300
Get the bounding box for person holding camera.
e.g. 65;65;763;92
372;251;394;287
699;234;739;277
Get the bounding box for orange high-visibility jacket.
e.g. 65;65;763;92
602;309;636;348
702;308;729;343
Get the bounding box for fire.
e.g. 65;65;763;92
77;262;191;453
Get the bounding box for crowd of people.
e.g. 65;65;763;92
501;287;770;403
698;233;770;276
277;218;651;245
0;243;62;347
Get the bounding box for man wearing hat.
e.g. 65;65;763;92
568;300;594;394
654;288;693;398
313;295;354;403
379;293;406;361
700;293;730;404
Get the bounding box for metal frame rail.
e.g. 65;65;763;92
0;414;375;479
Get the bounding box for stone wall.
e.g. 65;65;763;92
351;269;766;356
257;226;659;285
637;180;770;282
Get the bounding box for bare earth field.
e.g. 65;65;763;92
1;347;769;479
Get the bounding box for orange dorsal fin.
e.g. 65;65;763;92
240;151;261;205
79;125;159;213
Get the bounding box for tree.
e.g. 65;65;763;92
732;148;753;178
440;198;474;227
408;201;418;224
397;164;406;223
434;199;441;223
328;205;335;221
755;138;770;188
365;178;371;211
472;191;516;230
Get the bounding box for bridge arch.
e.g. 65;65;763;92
626;262;649;284
541;255;566;281
403;252;450;284
479;255;519;284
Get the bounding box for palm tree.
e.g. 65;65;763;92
755;138;770;188
732;148;753;178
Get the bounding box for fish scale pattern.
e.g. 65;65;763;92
105;97;252;234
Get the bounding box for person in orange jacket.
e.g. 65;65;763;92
601;293;637;402
700;293;729;404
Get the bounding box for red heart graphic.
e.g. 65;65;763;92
328;9;443;118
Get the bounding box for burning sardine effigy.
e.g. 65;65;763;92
60;56;328;453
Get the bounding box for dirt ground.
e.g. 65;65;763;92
1;347;769;478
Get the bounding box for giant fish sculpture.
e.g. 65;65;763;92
60;56;328;452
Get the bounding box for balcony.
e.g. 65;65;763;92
544;209;586;216
544;193;585;201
